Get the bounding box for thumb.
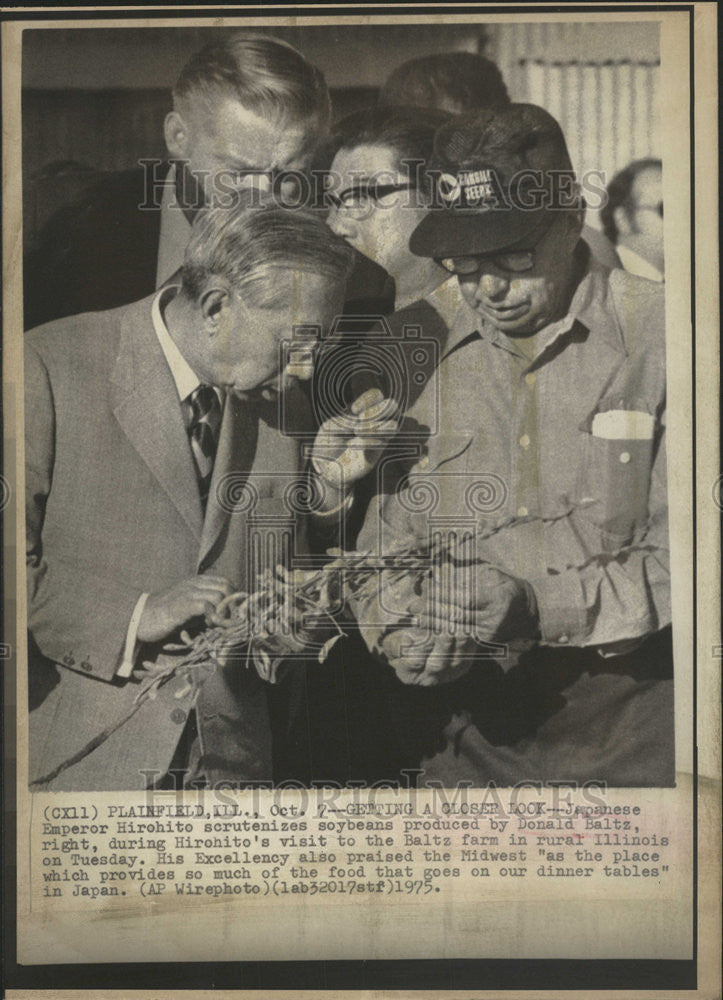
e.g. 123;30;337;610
383;629;434;662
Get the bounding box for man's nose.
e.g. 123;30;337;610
477;271;510;301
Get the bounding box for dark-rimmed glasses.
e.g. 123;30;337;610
327;181;417;217
436;250;536;276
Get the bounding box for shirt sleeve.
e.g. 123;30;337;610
115;592;150;678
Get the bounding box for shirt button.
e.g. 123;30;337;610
170;709;187;725
63;654;75;667
81;661;93;672
525;373;536;387
558;635;570;644
519;434;530;449
517;506;529;517
619;451;631;464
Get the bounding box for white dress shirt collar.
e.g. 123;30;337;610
151;284;201;403
617;244;664;283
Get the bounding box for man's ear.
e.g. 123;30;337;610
613;205;632;237
164;110;190;160
560;208;584;251
199;286;229;334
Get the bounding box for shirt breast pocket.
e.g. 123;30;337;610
577;432;655;545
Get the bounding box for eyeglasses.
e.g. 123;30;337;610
327;181;416;217
635;201;664;218
436;250;536;276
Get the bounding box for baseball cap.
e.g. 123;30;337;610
410;103;581;259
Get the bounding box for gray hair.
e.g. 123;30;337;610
173;32;331;131
181;193;354;306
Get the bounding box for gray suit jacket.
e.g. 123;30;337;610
26;293;314;789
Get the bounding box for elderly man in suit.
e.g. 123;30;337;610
26;196;360;791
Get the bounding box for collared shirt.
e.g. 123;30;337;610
155;165;193;289
151;283;200;400
356;247;669;652
617;243;664;283
151;282;224;425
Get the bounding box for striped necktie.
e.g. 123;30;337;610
186;384;223;509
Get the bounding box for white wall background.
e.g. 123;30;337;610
489;22;661;193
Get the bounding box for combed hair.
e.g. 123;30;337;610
173;32;331;130
331;106;453;195
379;52;510;114
181;192;354;307
600;158;663;243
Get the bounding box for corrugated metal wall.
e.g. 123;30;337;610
489;22;660;189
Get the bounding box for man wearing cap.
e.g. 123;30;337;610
350;104;672;787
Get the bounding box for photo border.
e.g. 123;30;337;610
2;2;717;995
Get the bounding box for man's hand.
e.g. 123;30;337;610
311;388;399;507
360;564;540;686
378;628;473;686
423;564;541;645
137;575;235;644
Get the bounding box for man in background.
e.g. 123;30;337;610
601;158;664;282
23;33;331;328
379;50;509;112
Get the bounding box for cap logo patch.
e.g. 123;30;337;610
438;172;462;204
436;167;507;208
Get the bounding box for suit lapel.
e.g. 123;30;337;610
110;295;203;539
198;392;258;576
